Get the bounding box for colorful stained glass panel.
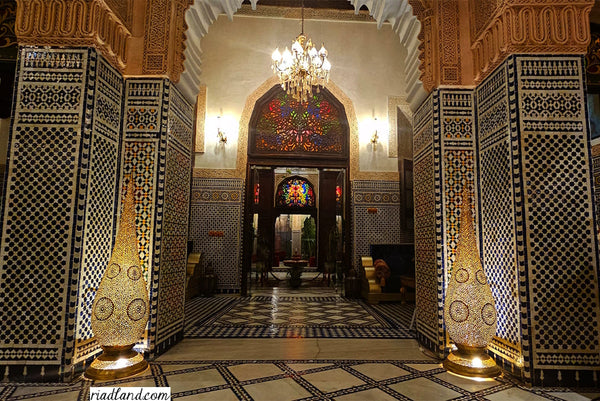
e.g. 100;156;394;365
276;177;315;207
254;89;344;154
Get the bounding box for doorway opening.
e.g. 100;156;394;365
241;84;350;296
244;166;348;295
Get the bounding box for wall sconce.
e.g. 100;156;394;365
217;116;227;144
370;117;379;151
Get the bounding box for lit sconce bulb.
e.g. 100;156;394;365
217;116;227;144
371;117;379;151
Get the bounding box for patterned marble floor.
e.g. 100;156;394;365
184;289;415;339
2;339;599;401
2;289;599;400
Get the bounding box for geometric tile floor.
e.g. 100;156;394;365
2;288;599;400
184;291;415;339
3;349;600;400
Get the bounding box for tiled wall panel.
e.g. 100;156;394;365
156;84;193;349
0;48;124;381
413;89;477;356
476;55;600;386
514;56;600;386
477;60;524;375
189;178;244;293
593;146;600;230
74;55;123;364
413;94;442;352
121;78;193;356
351;180;404;271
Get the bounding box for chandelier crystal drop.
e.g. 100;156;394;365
271;1;331;103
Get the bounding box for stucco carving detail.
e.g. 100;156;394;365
15;0;131;71
142;0;193;82
472;1;594;82
195;85;207;154
408;0;472;90
104;0;135;31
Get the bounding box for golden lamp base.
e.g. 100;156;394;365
443;345;502;379
85;345;149;381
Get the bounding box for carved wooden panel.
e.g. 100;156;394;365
15;0;131;71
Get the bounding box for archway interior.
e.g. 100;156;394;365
247;167;346;293
243;85;350;294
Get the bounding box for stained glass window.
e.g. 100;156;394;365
336;185;342;207
253;87;345;154
276;177;315;208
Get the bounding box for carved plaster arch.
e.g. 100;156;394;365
176;0;427;111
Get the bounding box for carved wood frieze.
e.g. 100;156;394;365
104;0;135;31
410;0;593;90
472;1;594;82
408;0;465;91
142;0;192;82
0;1;17;51
15;0;131;71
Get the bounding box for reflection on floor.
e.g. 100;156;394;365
184;289;414;338
2;288;599;401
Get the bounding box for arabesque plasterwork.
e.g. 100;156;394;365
142;0;192;82
195;85;207;154
15;0;131;72
472;1;593;82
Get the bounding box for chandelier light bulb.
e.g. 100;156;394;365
319;44;328;57
282;47;292;64
270;3;332;102
272;48;281;62
292;40;303;55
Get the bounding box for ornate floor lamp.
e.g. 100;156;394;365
85;178;150;380
443;186;502;378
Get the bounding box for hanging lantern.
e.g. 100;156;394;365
85;177;150;380
443;185;501;379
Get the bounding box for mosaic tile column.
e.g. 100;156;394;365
121;79;194;356
0;47;124;381
188;178;244;294
477;55;600;387
412;89;478;356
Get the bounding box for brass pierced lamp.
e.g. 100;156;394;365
443;186;501;378
85;178;150;380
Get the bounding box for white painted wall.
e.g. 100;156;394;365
195;14;409;173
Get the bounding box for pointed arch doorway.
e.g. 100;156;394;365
241;85;350;296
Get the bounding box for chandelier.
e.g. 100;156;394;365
271;0;331;103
